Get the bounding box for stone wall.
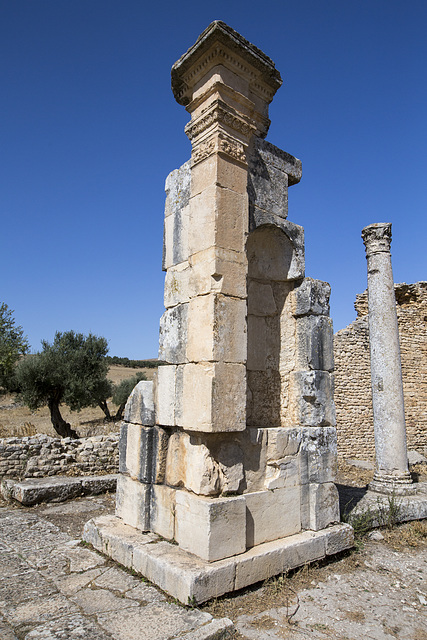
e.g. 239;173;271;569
0;434;119;479
334;282;427;460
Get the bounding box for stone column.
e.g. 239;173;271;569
362;223;415;494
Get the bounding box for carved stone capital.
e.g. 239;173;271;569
191;131;247;166
171;21;282;107
185;100;255;143
362;223;392;258
172;21;282;140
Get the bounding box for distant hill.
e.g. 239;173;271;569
105;356;165;369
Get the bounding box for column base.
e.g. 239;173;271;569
83;515;353;604
369;471;417;496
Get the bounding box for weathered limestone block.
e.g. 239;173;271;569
189;247;247;299
115;475;151;531
186;293;246;363
295;315;334;371
156;364;176;426
123;381;155;426
239;428;268;492
325;523;354;555
299;427;337;485
249;138;301;205
188;184;248;256
265;454;300;490
247;281;277;316
159;304;188;364
118;422;128;474
163;204;190;270
191;152;248;196
290;371;336;427
234;530;326;592
263;428;302;490
181;362;246;432
290;278;331;317
247;224;304;282
150;484;175;540
164;160;191;218
163;161;191;271
124;424;153;482
216;441;244;493
245;487;301;547
246;369;281;427
131;538;236;605
175;490;246;562
301;482;340;531
164;262;191;308
248;139;301;222
247;316;267;371
165;431;221;496
266;427;302;460
120;424;169;484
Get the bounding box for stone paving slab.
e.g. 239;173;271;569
1;474;118;505
0;504;234;640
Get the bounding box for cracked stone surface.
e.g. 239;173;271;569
0;496;233;640
1;493;426;640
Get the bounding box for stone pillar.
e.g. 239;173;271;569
362;223;415;494
168;21;282;433
84;22;354;604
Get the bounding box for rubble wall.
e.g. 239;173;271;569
334;282;427;459
0;434;119;479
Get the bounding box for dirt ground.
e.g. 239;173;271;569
0;365;156;438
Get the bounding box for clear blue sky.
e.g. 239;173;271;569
1;1;426;358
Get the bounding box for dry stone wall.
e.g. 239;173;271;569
0;434;119;479
334;282;427;460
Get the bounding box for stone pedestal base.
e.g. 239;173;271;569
83;515;353;604
369;472;417;496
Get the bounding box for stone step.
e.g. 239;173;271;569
1;474;118;506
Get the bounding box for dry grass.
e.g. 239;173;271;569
336;460;374;487
0;366;156;439
381;519;427;550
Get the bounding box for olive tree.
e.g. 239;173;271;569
0;303;29;391
16;330;111;438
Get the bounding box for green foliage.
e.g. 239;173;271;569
105;356;164;369
16;330;110;437
17;331;109;410
376;493;401;530
112;372;147;408
0;303;29;391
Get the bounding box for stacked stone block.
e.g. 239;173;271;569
83;23;357;603
114;21;341;567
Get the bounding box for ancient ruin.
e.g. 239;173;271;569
84;21;353;603
360;224;415;494
334;281;427;461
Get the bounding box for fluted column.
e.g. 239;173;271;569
362;223;415;494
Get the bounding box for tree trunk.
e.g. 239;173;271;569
114;402;126;421
98;399;111;420
48;395;79;439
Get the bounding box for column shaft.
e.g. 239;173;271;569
362;223;414;494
